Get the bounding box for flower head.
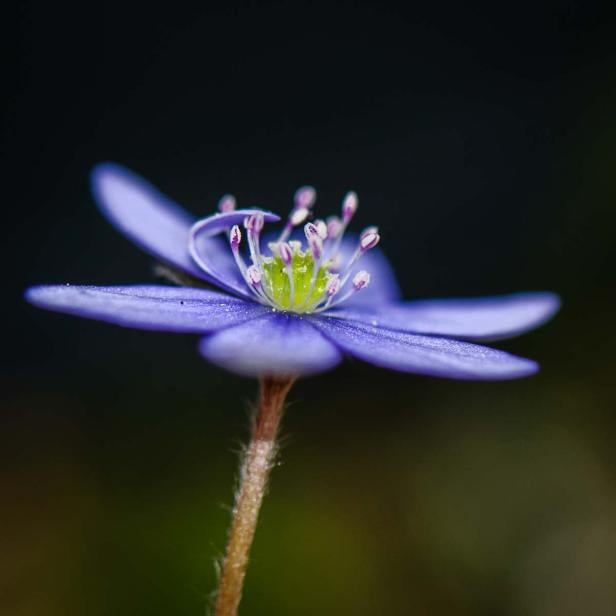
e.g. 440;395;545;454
26;163;560;379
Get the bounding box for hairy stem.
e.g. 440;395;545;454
214;376;296;616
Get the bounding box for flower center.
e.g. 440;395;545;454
193;188;380;314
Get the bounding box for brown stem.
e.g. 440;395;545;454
214;376;296;616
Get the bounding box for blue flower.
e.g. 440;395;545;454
26;163;560;379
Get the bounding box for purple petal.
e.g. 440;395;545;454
199;313;342;377
331;292;560;340
336;234;400;307
92;163;201;276
91;163;231;287
313;316;538;380
189;209;280;297
25;285;267;332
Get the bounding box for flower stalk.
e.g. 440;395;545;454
214;375;296;616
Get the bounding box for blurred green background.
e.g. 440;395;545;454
4;1;616;614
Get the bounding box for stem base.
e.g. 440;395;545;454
214;376;295;616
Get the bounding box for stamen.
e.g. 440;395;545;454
244;212;265;234
312;274;341;312
275;186;317;244
218;194;236;213
330;191;358;256
247;264;262;287
327;254;342;272
299;234;324;310
290;207;309;226
314;219;328;240
278;242;293;266
229;224;249;279
308;236;323;260
278;207;310;243
317;269;371;311
230;224;242;250
326;216;342;239
294;185;317;211
360;226;379;240
229;224;267;303
338;227;380;288
326;275;341;297
277;241;295;308
304;222;319;241
244;213;265;267
359;229;380;251
242;214;274;305
246;263;272;303
342;191;358;223
352;270;371;290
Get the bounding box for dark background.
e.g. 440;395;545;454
3;1;616;614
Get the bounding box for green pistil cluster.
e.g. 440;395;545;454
262;251;329;312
